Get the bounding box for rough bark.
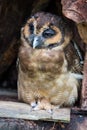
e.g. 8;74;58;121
61;0;87;110
61;0;87;23
0;0;34;76
0;113;87;130
77;23;87;44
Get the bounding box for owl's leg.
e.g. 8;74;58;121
33;98;53;113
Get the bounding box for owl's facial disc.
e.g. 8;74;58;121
32;28;57;48
23;17;65;49
27;29;57;49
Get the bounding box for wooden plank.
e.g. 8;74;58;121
0;101;70;123
0;114;87;130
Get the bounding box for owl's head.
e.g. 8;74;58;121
21;12;73;49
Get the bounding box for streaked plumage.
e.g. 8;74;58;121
18;12;83;111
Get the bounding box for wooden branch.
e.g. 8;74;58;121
0;101;70;123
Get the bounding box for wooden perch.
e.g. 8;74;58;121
0;101;70;123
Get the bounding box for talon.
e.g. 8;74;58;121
30;101;38;108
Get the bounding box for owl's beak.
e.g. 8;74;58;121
33;36;43;49
33;37;39;48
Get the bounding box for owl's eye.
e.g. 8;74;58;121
29;23;34;34
42;29;56;38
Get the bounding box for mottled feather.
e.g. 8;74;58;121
18;12;83;111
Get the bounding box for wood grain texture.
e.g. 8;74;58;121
0;101;70;122
77;23;87;44
0;109;87;130
0;0;34;76
61;0;87;23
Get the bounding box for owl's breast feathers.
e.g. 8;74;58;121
19;40;66;78
18;39;78;106
18;12;81;107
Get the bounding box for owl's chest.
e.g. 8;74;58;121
19;47;64;79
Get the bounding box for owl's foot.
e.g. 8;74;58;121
30;101;38;108
32;99;53;113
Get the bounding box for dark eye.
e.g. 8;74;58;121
29;23;34;34
42;29;56;38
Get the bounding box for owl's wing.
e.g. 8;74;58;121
64;41;83;75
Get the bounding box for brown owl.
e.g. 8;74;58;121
18;12;83;112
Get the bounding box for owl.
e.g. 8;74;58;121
18;12;83;112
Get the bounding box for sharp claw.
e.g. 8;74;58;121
31;101;38;108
